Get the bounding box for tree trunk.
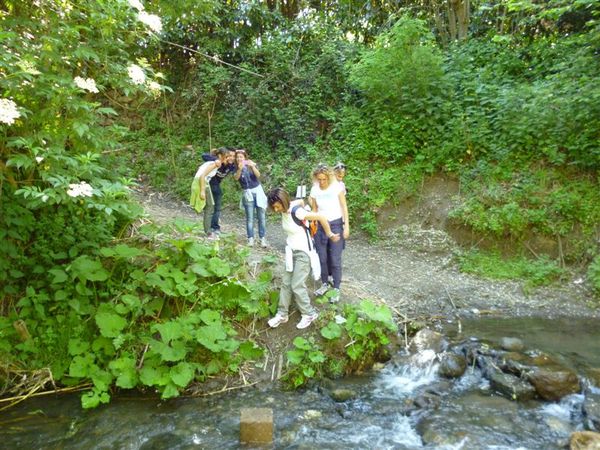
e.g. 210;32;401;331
448;0;470;41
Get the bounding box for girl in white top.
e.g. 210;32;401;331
266;188;340;330
333;162;347;195
309;165;350;303
189;147;229;235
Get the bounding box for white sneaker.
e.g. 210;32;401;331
329;288;340;303
268;313;288;328
314;282;330;297
248;237;254;246
296;313;318;329
207;232;219;241
260;237;268;248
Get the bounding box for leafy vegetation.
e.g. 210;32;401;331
1;221;274;407
285;300;397;388
457;251;564;290
1;0;599;410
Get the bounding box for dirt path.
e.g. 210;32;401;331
134;187;600;322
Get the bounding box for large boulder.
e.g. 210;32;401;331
438;353;467;379
569;431;600;450
409;329;448;354
526;367;581;401
499;337;525;352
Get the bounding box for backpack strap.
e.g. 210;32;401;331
291;205;313;251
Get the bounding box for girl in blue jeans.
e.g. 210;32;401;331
234;149;268;247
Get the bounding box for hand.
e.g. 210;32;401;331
343;224;350;239
246;160;255;168
214;160;222;168
329;233;341;242
200;190;206;200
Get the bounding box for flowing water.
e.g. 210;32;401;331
1;317;599;449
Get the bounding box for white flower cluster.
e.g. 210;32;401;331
19;60;41;75
0;98;21;125
138;11;162;33
74;76;99;93
127;0;144;11
67;181;94;198
127;64;146;85
147;80;161;96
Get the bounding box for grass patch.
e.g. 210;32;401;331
457;250;564;289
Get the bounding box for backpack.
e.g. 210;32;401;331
290;205;314;251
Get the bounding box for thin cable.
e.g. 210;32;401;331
158;39;264;78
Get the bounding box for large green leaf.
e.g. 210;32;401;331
320;321;342;340
109;356;138;389
170;362;195;387
70;256;109;282
196;324;227;352
208;257;230;277
153;321;184;343
95;312;128;338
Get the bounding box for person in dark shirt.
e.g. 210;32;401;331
201;147;236;238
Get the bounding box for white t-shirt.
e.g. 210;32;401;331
194;161;218;182
309;181;343;221
282;200;311;252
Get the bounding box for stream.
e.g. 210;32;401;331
1;317;599;449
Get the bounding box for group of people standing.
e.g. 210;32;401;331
190;147;268;247
190;149;349;330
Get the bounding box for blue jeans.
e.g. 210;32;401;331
210;183;222;232
242;192;266;239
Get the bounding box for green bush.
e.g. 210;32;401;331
588;256;600;297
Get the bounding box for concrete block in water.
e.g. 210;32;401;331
240;407;273;444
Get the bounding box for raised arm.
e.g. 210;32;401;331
247;160;260;178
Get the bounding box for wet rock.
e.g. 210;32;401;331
409;329;448;354
526;367;581;401
497;351;537;375
140;433;186;449
583;394;600;431
425;380;453;396
438;353;467;379
413;393;441;410
499;337;525;352
475;355;498;378
301;409;322;420
418;419;467;447
408;320;427;333
586;369;600;388
371;362;386;371
487;369;537;401
329;388;357;402
569;430;600;450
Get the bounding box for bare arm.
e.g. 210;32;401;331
309;196;317;213
338;191;350;239
199;161;218;199
247;160;261;178
304;211;340;242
